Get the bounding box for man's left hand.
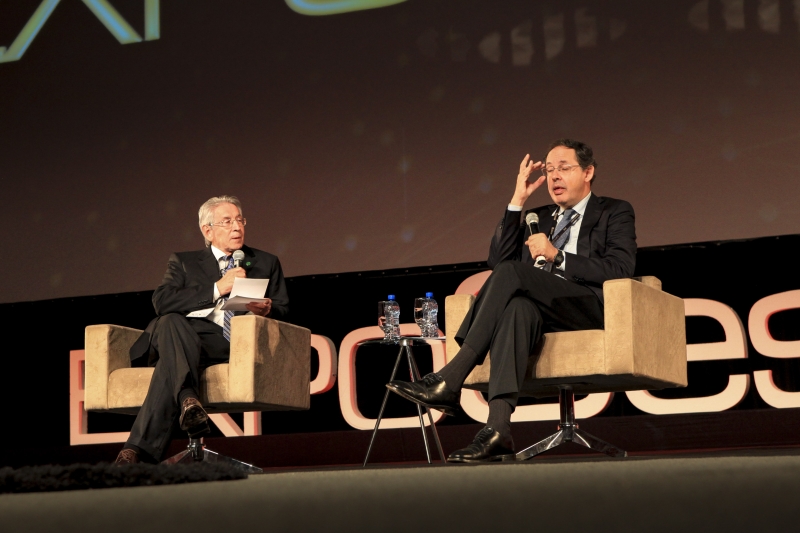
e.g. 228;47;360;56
526;234;558;262
246;298;272;317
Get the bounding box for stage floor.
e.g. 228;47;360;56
1;449;798;533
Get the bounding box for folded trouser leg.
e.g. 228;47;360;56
486;296;542;407
126;313;203;462
453;260;604;403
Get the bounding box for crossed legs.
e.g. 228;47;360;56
122;314;226;463
388;260;604;461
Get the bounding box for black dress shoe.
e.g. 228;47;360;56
386;373;461;416
179;397;210;437
447;426;515;463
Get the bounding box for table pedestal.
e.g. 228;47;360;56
362;337;446;466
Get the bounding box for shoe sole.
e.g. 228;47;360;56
385;384;460;417
180;405;209;431
186;420;211;438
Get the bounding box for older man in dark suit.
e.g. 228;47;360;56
115;195;289;464
388;139;636;462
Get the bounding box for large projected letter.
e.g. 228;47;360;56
461;386;613;424
70;349;263;445
626;299;749;414
750;290;800;407
285;0;407;16
145;0;160;41
0;0;61;64
338;324;446;430
81;0;143;44
453;270;613;422
70;350;130;445
310;334;338;394
0;0;159;64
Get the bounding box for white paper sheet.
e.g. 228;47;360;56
220;277;270;311
187;308;214;318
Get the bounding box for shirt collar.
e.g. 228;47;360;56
557;191;592;217
210;245;228;261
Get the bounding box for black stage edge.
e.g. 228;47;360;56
1;234;799;466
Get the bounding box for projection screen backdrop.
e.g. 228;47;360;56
1;0;799;303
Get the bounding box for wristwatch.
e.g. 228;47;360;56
553;250;564;267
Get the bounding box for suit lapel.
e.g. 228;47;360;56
199;245;261;278
198;248;221;281
541;206;558;238
240;245;259;271
577;194;603;257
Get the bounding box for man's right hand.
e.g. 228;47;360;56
217;267;246;297
510;154;546;207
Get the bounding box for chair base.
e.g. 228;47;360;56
515;387;627;461
161;438;263;474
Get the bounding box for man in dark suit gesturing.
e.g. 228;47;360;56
115;195;289;464
387;139;636;462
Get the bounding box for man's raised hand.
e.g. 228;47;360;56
510;154;546;207
217;267;246;296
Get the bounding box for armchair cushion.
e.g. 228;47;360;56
446;276;687;398
85;316;311;415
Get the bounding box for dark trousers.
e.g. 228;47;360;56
454;261;604;406
126;314;229;462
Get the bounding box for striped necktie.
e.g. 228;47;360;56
552;208;577;250
221;256;235;342
545;208;577;273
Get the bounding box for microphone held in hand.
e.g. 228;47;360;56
525;213;547;267
232;249;245;268
525;212;539;235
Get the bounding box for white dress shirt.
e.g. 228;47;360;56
207;245;230;328
508;191;592;272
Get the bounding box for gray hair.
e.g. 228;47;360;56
198;195;244;247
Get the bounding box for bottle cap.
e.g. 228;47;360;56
388;294;396;300
425;292;433;298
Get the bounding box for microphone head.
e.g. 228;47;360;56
232;249;245;266
525;212;539;225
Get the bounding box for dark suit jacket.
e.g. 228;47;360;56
487;194;637;303
129;245;289;362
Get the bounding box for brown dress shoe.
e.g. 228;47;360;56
115;448;140;465
179;397;210;437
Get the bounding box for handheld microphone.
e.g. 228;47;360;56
232;249;245;268
525;212;539;235
525;213;547;267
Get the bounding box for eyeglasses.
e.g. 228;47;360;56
542;164;581;177
207;217;246;229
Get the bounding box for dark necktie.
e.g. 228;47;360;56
545;208;577;272
220;256;235;341
552;208;577;250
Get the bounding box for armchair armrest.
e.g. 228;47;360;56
445;294;475;362
603;278;687;387
84;324;143;410
228;315;311;409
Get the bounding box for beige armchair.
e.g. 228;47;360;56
446;276;687;460
85;315;311;471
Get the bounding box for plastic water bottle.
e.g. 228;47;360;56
424;292;438;337
382;295;400;341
